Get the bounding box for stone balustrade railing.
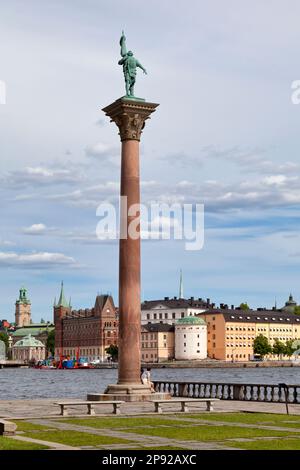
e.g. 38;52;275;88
153;381;300;403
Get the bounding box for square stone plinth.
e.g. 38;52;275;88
87;384;171;402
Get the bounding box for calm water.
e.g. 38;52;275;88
1;367;300;400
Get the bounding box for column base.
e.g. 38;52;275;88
87;383;171;403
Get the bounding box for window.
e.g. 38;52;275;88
212;325;216;330
159;313;162;319
172;313;176;319
153;313;157;320
181;313;184;318
184;343;186;347
165;313;168;319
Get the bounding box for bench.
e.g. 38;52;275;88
150;398;219;414
55;400;124;417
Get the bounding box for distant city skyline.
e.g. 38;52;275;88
1;1;300;318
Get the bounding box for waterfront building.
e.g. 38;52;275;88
12;334;46;362
141;323;174;363
198;308;300;361
15;287;31;327
175;316;207;360
141;297;211;326
54;282;118;362
12;323;54;347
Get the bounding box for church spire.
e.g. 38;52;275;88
179;269;184;299
56;281;69;308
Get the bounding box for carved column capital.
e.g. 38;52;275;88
102;98;159;142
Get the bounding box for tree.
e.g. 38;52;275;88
239;303;250;310
46;330;55;356
285;340;297;358
40;318;46;324
272;338;286;359
105;344;118;362
253;334;272;358
0;332;9;352
294;306;300;315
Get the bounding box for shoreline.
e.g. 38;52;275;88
88;360;300;369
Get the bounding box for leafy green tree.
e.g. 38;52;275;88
105;344;118;361
253;334;272;358
40;318;46;324
46;330;55;356
285;339;297;357
0;332;9;352
294;306;300;315
239;303;250;310
272;339;286;359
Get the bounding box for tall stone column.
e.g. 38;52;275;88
102;97;158;398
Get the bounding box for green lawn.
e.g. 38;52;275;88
124;424;295;442
60;416;193;429
22;429;133;447
182;412;300;429
0;436;49;450
12;421;56;432
228;438;300;450
6;413;300;451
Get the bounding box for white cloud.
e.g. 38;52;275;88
262;175;298;186
0;251;75;268
23;223;47;235
1;165;83;187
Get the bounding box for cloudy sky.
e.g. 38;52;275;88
1;0;300;321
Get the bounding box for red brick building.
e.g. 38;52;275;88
54;282;118;362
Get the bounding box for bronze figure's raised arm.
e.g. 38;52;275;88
118;31;147;97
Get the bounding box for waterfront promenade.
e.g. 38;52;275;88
0;397;299;419
1;399;300;450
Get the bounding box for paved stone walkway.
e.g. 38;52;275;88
26;419;235;450
0;398;298;419
2;398;300;450
10;435;79;450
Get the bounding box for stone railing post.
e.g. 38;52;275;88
178;383;188;397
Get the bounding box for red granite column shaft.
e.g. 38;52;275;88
101;98;158;395
118;139;141;384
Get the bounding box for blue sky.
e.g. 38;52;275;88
1;0;300;321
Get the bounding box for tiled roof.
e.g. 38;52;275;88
12;324;54;336
176;316;206;325
200;309;300;324
142;323;175;333
141;298;209;310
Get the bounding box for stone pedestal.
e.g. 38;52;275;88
87;385;171;403
98;97;159;401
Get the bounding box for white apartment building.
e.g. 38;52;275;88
141;297;211;326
